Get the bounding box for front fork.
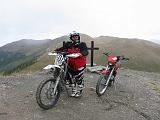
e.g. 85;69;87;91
53;78;60;94
51;68;62;95
105;66;115;86
53;66;69;96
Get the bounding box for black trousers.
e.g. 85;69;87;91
66;66;86;85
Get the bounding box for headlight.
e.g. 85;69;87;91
109;62;113;65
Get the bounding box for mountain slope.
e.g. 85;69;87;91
23;35;160;74
93;36;160;72
0;34;160;75
0;39;54;75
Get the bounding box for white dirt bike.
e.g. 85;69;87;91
36;51;82;110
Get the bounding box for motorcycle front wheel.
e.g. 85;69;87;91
36;78;61;110
96;74;110;96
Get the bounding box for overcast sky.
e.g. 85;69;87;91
1;0;160;47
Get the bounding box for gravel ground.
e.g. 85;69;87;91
0;69;160;120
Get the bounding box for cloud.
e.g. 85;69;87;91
1;0;160;46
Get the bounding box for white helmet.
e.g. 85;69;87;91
69;31;80;43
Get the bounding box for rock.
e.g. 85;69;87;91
80;103;84;105
89;87;96;91
86;66;106;73
29;91;33;95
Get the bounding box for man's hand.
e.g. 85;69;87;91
77;53;82;57
66;53;82;58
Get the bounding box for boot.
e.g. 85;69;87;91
74;84;84;98
70;84;77;97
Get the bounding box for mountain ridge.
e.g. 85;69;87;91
0;34;160;75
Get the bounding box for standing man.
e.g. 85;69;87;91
55;31;88;97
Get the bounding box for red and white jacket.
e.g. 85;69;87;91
56;42;88;71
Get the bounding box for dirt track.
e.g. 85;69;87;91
0;69;160;120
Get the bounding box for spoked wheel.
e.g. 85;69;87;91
96;74;110;96
108;75;115;87
36;79;61;110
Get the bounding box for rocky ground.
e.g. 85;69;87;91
0;69;160;120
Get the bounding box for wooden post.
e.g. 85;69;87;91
63;41;65;47
88;41;99;67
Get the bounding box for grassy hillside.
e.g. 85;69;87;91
94;36;160;73
0;39;54;75
1;34;160;75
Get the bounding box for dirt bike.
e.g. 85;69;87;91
96;53;129;96
36;51;82;110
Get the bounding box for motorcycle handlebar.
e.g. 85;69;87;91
103;53;129;61
53;50;70;55
52;51;81;58
123;58;130;61
103;52;110;56
118;56;129;61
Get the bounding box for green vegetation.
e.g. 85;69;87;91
2;55;37;75
0;39;53;75
0;51;25;69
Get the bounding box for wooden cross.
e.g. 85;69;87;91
63;41;99;67
88;41;99;67
63;41;66;47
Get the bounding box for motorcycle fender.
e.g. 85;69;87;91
43;65;60;70
101;70;109;74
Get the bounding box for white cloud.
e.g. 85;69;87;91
1;0;160;46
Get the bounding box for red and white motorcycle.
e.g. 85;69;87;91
96;53;129;96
